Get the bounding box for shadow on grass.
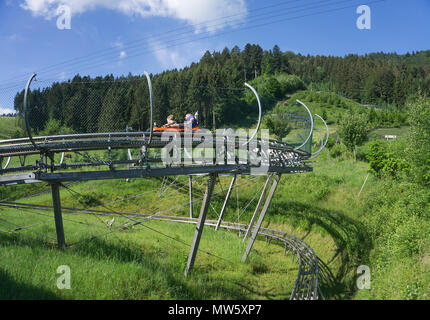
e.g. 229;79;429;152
0;231;248;300
0;268;61;300
267;200;372;300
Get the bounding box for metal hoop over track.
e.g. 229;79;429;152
24;73;38;150
144;71;154;145
243;82;262;146
309;114;329;160
294;99;314;151
1;157;11;170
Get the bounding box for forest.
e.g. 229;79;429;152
13;44;430;135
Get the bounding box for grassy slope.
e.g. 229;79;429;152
3;145;428;300
0;175;304;300
1;92;429;300
0;116;23;140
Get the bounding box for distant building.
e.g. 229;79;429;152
385;135;397;140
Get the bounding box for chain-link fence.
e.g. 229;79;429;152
0;74;314;156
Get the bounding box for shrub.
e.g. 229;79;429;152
338;112;369;161
406;97;430;185
330;143;346;158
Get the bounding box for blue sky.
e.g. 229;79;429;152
0;0;429;114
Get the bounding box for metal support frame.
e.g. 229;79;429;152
215;174;237;230
242;173;281;262
51;183;66;248
188;175;193;218
243;173;274;242
184;173;217;277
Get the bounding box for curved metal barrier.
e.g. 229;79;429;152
143;71;154;146
243;83;262;146
152;216;321;300
294;99;314;152
309;114;329;161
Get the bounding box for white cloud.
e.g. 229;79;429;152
0;106;15;115
148;39;207;70
20;0;248;33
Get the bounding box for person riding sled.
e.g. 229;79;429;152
157;113;199;131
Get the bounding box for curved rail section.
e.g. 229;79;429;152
167;217;321;300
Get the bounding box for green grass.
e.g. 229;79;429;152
2;144;429;300
0;175;305;300
0;116;23;140
368;126;410;141
0;216;299;300
1;105;429;300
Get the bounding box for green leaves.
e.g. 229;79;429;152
263;104;292;140
338;112;369;160
406;96;430;186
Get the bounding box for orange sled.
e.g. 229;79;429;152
153;126;201;132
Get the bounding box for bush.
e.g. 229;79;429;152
330;143;346;158
263;104;292;139
406;97;430;185
77;192;102;207
366;140;408;178
39;118;74;136
338;112;369;160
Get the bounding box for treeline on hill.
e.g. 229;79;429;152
13;44;430;135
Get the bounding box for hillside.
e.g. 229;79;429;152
1;125;429;299
0;116;23;140
11;46;429;137
1;46;430;300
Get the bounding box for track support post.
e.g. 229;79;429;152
184;173;217;277
242;173;281;262
51;182;66;248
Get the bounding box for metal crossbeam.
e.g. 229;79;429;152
215;174;236;230
242;173;281;262
184;173;217;277
243;173;274;242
